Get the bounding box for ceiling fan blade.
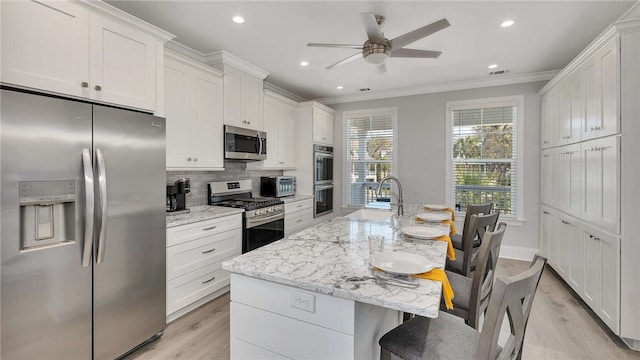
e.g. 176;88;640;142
389;18;450;51
326;52;362;69
360;13;386;44
390;48;442;58
307;43;364;49
375;63;387;74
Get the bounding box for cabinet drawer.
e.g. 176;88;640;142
285;208;313;236
231;274;354;334
285;198;313;214
167;214;241;247
167;227;241;280
167;263;230;315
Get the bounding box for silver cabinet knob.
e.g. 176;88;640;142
81;81;89;88
193;158;198;162
247;121;251;125
95;85;102;91
187;157;192;161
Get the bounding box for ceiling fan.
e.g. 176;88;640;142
307;13;450;73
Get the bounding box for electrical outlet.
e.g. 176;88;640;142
290;291;315;313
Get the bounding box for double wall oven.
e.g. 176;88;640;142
314;145;334;217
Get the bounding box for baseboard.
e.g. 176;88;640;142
166;285;230;323
498;246;539;261
622;338;640;351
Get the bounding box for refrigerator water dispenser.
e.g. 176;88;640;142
19;180;76;250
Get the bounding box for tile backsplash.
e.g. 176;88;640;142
166;161;282;208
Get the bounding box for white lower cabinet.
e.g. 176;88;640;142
540;207;557;267
284;198;313;236
166;214;242;320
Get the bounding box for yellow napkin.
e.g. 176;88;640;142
433;234;456;261
440;219;456;236
425;207;456;221
413;268;454;310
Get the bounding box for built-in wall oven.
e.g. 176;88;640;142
313;145;334;217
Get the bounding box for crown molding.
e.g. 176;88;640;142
299;101;336;113
264;89;300;106
619;1;640;21
165;49;223;77
264;82;307;102
204;51;269;80
80;0;174;41
164;41;207;63
317;70;557;105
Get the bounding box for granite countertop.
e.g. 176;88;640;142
166;205;244;228
222;216;449;318
279;194;314;203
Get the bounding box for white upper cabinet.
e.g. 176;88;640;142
541;90;558;148
556;143;581;217
557;73;583;145
581;136;620;233
582;37;619;141
1;0;172;112
164;53;224;170
222;67;263;131
312;107;335;145
248;91;298;170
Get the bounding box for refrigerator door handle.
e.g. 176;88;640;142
81;149;94;268
96;148;108;264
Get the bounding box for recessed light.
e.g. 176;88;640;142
336;85;343;90
501;20;514;28
232;16;245;24
299;61;309;67
488;64;498;69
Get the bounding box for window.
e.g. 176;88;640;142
445;96;524;219
343;108;397;207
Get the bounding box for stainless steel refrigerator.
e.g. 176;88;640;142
1;89;167;359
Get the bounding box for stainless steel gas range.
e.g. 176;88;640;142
208;180;284;253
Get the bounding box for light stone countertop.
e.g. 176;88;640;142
222;216;449;318
166;205;244;228
279;194;314;203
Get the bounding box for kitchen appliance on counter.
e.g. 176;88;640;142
1;89;166;360
224;125;267;161
260;176;296;198
166;178;190;214
314;144;334;217
208;180;284;253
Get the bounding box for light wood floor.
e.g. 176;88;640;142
126;259;640;360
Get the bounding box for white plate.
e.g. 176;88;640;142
400;226;448;239
416;212;450;222
424;204;450;211
370;251;434;275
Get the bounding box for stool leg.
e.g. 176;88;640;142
380;347;392;360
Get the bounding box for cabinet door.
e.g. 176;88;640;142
322;111;334;145
583;227;601;309
567;217;584;293
544;210;558;267
570;73;583;143
539;208;552;259
557;144;581;216
164;59;191;168
223;69;244;128
190;70;224;169
599;136;619;233
312;108;325;143
89;14;156;111
558;81;572;145
582;139;600;224
541;91;557;148
262;96;281;168
582;57;599;141
281;104;297;168
541;149;556;207
556;215;571;278
597;39;619;139
1;0;90;97
242;76;264;131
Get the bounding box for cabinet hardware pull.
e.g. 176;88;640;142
202;248;216;254
543;211;549;214
193;158;198;162
202;226;217;231
296;219;304;223
589;234;595;239
94;85;102;91
296;204;303;208
187;157;192;161
595;237;601;241
81;81;89;88
247;121;251;125
202;275;216;284
594;126;601;130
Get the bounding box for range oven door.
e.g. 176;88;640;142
243;213;284;253
314;184;333;218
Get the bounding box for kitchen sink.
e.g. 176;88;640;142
345;208;393;221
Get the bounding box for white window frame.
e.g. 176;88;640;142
445;95;525;223
342;107;398;209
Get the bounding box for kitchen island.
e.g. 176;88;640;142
222;216;449;359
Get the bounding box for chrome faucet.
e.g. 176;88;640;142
376;176;404;216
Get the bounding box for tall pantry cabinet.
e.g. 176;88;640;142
538;18;640;350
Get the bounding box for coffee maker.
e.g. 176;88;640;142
166;178;190;214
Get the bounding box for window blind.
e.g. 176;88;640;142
346;112;394;207
451;105;518;216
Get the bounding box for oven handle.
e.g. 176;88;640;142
257;132;263;155
315;153;333;159
315;184;334;191
246;212;285;229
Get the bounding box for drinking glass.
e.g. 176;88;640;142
368;235;385;257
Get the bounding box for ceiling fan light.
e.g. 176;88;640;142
364;52;388;65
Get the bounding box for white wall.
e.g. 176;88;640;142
329;80;547;260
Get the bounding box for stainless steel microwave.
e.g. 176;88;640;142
224;125;267;161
